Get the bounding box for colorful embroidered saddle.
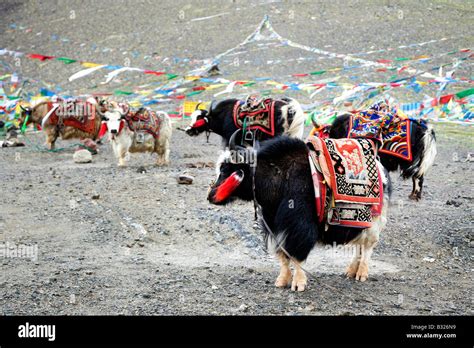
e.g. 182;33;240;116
44;101;97;134
379;118;412;161
307;136;383;229
347;111;413;161
233;97;277;136
125;108;163;138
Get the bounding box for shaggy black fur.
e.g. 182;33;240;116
208;136;391;263
186;97;296;146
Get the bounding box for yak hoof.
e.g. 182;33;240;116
275;274;291;288
409;193;420;201
345;265;358;279
355;263;368;282
291;275;307;292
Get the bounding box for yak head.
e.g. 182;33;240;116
99;107;127;140
185;101;217;136
207;130;256;205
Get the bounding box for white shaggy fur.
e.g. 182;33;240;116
418;124;437;176
104;110;172;167
281;98;306;139
215;149;231;176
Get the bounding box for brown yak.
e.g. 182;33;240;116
18;97;107;150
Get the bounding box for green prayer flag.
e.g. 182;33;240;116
388;75;398;81
310;70;326;75
186;90;203;97
114;90;133;95
455;88;474;99
56;57;77;64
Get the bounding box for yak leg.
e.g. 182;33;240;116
155;140;170;166
291;260;307;292
413;175;424;201
415;175;424;200
163;140;170;165
354;220;381;282
409;175;423;201
346;245;362;279
155;151;164;166
275;251;292;288
45;132;57;150
116;146;128;167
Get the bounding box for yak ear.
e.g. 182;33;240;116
98;122;108;138
209;100;218;114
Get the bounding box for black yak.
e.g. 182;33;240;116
320;113;436;200
185;96;305;146
208;131;392;291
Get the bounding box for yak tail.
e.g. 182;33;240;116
283;98;305;139
404;123;437;178
418;123;437;177
158;111;171;127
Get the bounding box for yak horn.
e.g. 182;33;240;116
229;129;242;150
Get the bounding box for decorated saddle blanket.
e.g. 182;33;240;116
379;118;412;161
347;111;413;161
307;136;383;229
233;97;278;136
125;108;163;138
44;101;97;134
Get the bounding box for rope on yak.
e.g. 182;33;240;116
20;115;29;133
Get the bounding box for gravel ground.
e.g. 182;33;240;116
0;0;473;315
0;121;472;315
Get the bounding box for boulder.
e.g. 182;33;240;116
73;149;92;163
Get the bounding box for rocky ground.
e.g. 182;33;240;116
0;0;473;315
0;121;472;315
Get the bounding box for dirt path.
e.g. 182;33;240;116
1;121;472;315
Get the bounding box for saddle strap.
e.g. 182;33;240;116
307;137;333;189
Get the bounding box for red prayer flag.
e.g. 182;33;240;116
28;54;54;61
439;94;454;104
144;70;165;76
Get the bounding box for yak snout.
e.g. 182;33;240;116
207;169;245;205
185;127;199;136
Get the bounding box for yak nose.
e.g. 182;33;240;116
111;129;117;134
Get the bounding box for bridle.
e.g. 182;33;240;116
227;129;259;220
